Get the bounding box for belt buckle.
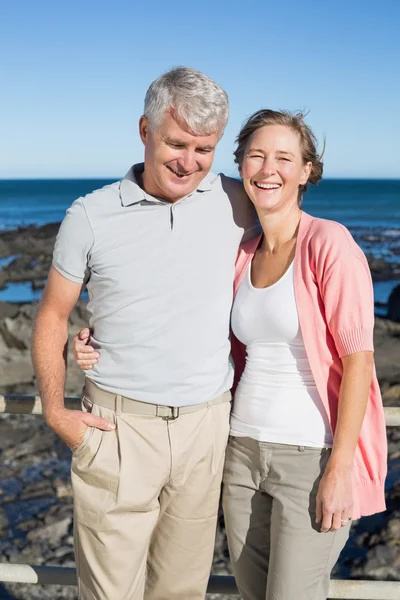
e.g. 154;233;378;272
156;405;179;421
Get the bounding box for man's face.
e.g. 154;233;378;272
139;110;221;202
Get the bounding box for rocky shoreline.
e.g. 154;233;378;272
0;222;400;599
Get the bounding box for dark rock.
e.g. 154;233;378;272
26;516;71;546
4;254;52;284
367;256;396;280
31;279;46;291
20;480;55;501
0;509;8;533
0;302;20;319
388;284;400;322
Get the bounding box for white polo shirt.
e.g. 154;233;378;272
53;164;258;406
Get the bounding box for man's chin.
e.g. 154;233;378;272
166;176;199;195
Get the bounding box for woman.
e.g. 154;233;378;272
71;110;387;600
223;109;387;599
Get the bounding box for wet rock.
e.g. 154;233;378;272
366;255;399;280
31;279;46;291
26;517;71;546
373;318;400;387
54;479;73;499
388;284;400;322
0;509;8;533
0;302;20;320
4;255;52;284
20;480;54;501
383;384;400;406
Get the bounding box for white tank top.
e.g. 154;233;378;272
231;261;333;447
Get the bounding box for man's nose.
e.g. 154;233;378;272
178;151;197;173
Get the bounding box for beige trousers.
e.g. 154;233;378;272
222;436;351;600
71;386;231;600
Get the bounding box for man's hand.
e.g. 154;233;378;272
73;328;100;370
47;407;115;452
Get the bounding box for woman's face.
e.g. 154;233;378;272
240;124;312;213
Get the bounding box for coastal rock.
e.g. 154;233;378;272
0;223;59;258
366;255;400;280
26;517;71;546
0;302;20;320
4;255;52;284
0;509;8;534
373;317;400;387
0;301;88;393
383;384;400;405
388;285;400;322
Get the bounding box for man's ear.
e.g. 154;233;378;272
139;115;149;144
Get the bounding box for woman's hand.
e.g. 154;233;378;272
72;328;100;370
316;463;353;532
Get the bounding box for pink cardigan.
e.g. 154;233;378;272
231;211;387;519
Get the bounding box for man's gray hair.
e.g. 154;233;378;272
144;67;229;136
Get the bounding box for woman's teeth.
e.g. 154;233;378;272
254;182;281;190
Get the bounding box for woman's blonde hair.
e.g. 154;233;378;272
234;109;324;200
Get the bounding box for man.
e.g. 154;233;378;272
32;67;257;600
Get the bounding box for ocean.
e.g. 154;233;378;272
0;178;399;305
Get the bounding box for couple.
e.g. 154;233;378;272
32;67;387;600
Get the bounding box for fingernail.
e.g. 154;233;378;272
108;423;116;430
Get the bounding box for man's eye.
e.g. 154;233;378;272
249;154;263;159
170;143;185;149
278;157;290;161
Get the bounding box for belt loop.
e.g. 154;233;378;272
115;395;122;415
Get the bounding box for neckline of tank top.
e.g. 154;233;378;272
247;258;294;292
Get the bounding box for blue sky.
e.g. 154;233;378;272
1;0;399;179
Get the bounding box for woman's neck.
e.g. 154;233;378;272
256;204;302;253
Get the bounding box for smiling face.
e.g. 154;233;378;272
240;124;312;213
139;110;221;202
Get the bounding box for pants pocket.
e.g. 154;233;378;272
72;396;95;456
71;402;119;528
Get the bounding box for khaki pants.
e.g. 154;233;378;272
222;436;351;600
71;384;231;600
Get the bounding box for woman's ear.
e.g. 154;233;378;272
300;161;312;185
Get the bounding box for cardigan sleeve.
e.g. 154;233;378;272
317;227;375;358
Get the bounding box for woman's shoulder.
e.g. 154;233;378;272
301;212;365;261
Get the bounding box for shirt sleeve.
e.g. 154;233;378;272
318;226;375;357
52;197;94;284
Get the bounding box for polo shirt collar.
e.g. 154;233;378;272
120;163;216;206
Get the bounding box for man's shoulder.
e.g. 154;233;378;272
211;173;259;238
79;181;121;212
217;173;248;200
